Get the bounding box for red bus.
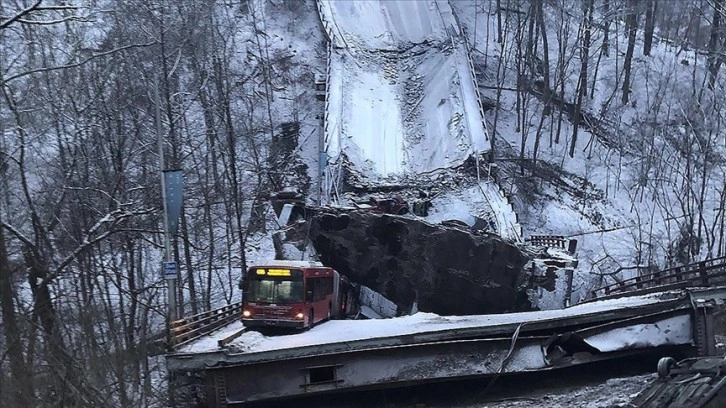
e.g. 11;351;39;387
240;261;354;329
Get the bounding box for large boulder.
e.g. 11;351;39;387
308;209;529;315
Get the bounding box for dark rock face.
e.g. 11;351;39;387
309;209;529;315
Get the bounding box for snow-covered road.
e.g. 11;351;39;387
175;290;684;355
316;0;521;241
319;0;489;180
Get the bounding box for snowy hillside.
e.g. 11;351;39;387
447;1;726;305
258;0;726;307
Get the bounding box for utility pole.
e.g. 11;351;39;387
156;74;177;324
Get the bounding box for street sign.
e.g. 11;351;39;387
164;261;178;279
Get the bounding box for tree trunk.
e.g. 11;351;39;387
643;0;656;56
0;222;32;406
532;0;549;168
515;9;523;134
497;0;503;44
708;0;724;90
603;0;611;57
622;4;638;104
24;247;94;405
213;53;248;274
581;0;592;98
570;0;592;158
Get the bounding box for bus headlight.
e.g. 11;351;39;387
295;312;304;319
243;310;251;317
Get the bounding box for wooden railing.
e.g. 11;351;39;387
168;302;242;349
591;256;726;300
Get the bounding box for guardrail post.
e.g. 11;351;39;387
674;267;683;283
617;281;626;293
699;261;709;286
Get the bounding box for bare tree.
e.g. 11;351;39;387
570;0;594;158
643;0;657;56
622;1;639;104
708;0;724;90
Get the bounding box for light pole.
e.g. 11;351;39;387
156;74;177;324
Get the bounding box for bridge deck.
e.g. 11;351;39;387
166;288;726;406
170;289;702;367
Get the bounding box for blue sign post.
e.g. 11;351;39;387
164;261;178;279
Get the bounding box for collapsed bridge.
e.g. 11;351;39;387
166;285;726;406
316;0;521;242
164;0;726;405
164;256;726;405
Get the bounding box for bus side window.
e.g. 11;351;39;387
308;278;321;301
306;281;314;301
310;277;333;301
317;278;324;301
315;278;322;301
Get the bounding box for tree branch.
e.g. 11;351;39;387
46;208;156;285
16;16;90;26
0;0;43;31
0;221;36;250
1;41;157;86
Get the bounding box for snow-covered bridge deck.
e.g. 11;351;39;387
174;290;689;356
319;0;489;179
315;0;522;241
166;287;726;406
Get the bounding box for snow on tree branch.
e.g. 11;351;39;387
0;0;42;31
45;207;157;285
1;41;157;86
0;220;35;249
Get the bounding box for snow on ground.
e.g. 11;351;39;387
449;0;726;305
467;373;655;408
177;290;681;355
424;178;522;240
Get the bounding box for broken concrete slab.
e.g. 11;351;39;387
308;208;528;315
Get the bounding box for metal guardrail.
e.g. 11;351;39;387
592;256;726;300
528;235;567;249
443;3;523;244
169;302;243;349
315;0;342;205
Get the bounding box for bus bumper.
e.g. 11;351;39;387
242;318;306;329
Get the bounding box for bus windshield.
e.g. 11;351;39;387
246;278;304;303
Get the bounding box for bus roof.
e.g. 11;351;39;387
250;260;325;268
